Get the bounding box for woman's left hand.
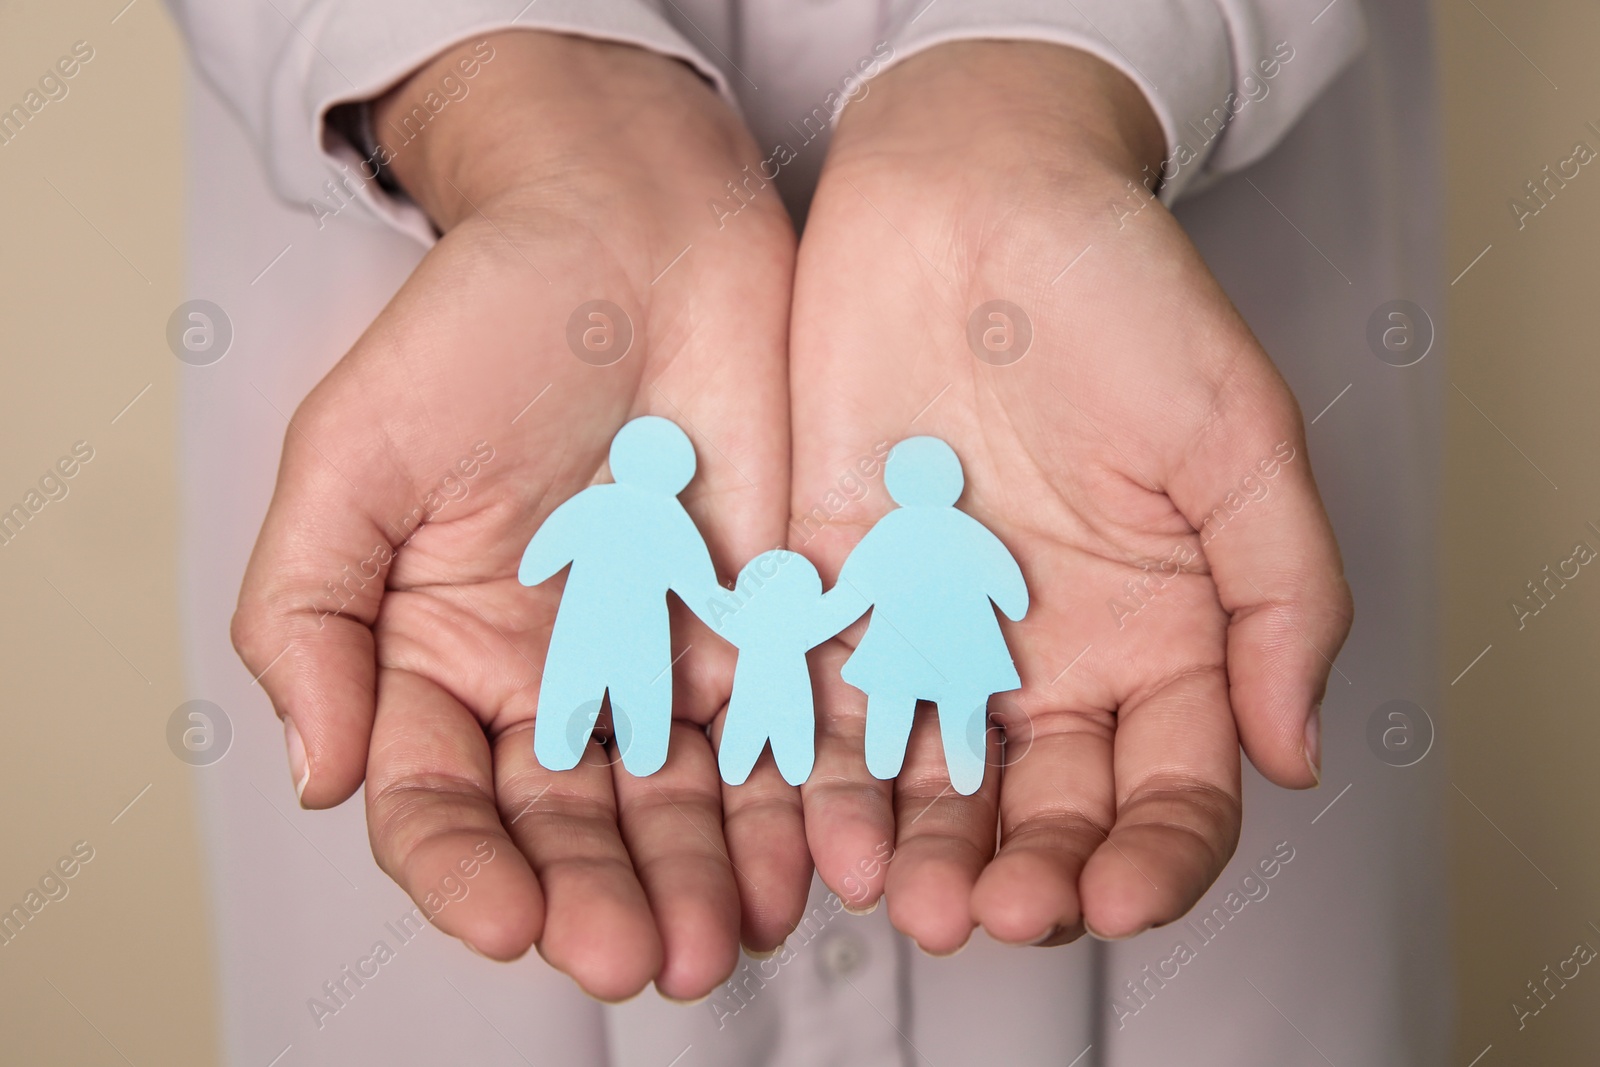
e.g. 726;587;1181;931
788;41;1352;952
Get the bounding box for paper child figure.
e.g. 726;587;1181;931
707;550;868;786
518;416;717;776
836;436;1028;795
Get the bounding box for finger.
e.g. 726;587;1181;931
802;644;897;912
234;389;413;808
365;667;543;961
970;701;1116;947
613;722;741;1002
650;171;794;729
494;718;664;1002
1079;667;1242;939
882;707;1000;956
711;714;813;955
1166;367;1352;787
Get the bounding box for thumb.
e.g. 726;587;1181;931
232;396;415;807
1166;370;1353;789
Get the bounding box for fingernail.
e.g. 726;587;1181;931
1084;920;1146;942
284;717;310;801
990;923;1072;947
917;936;970;958
1029;926;1063;946
843;898;879;916
1303;703;1322;786
743;943;782;960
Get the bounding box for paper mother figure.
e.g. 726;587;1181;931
835;436;1029;795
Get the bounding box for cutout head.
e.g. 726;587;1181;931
735;549;822;607
884;436;964;507
610;416;696;495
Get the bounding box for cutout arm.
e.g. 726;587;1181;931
667;518;726;632
980;530;1029;621
806;583;872;648
518;501;580;586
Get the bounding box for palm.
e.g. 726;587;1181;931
789;128;1343;951
357;208;777;737
236;120;808;997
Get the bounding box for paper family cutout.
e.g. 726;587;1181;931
518;416;1028;795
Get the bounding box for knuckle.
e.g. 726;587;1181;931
1122;778;1242;863
229;600;272;670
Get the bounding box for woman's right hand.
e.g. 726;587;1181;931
789;41;1351;954
231;30;808;1001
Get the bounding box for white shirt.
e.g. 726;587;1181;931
169;0;1365;239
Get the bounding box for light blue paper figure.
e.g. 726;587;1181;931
518;416;718;777
837;436;1028;796
707;550;869;786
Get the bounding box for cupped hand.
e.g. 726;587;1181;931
231;32;809;1001
789;43;1352;954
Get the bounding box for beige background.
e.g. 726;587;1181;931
0;1;214;1065
0;1;1594;1063
1439;2;1600;1064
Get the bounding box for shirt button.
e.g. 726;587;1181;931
818;932;867;981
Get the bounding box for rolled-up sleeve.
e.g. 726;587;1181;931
165;0;730;243
878;0;1366;202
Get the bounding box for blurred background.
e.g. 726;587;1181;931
0;1;1595;1063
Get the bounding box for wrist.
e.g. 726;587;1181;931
373;31;745;231
829;41;1165;190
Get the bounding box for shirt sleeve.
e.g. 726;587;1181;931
877;0;1367;202
164;0;734;245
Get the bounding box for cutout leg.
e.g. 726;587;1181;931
935;692;990;796
610;672;674;777
863;691;917;781
767;708;816;787
533;663;605;772
717;711;771;787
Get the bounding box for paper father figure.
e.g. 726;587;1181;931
517;415;718;777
